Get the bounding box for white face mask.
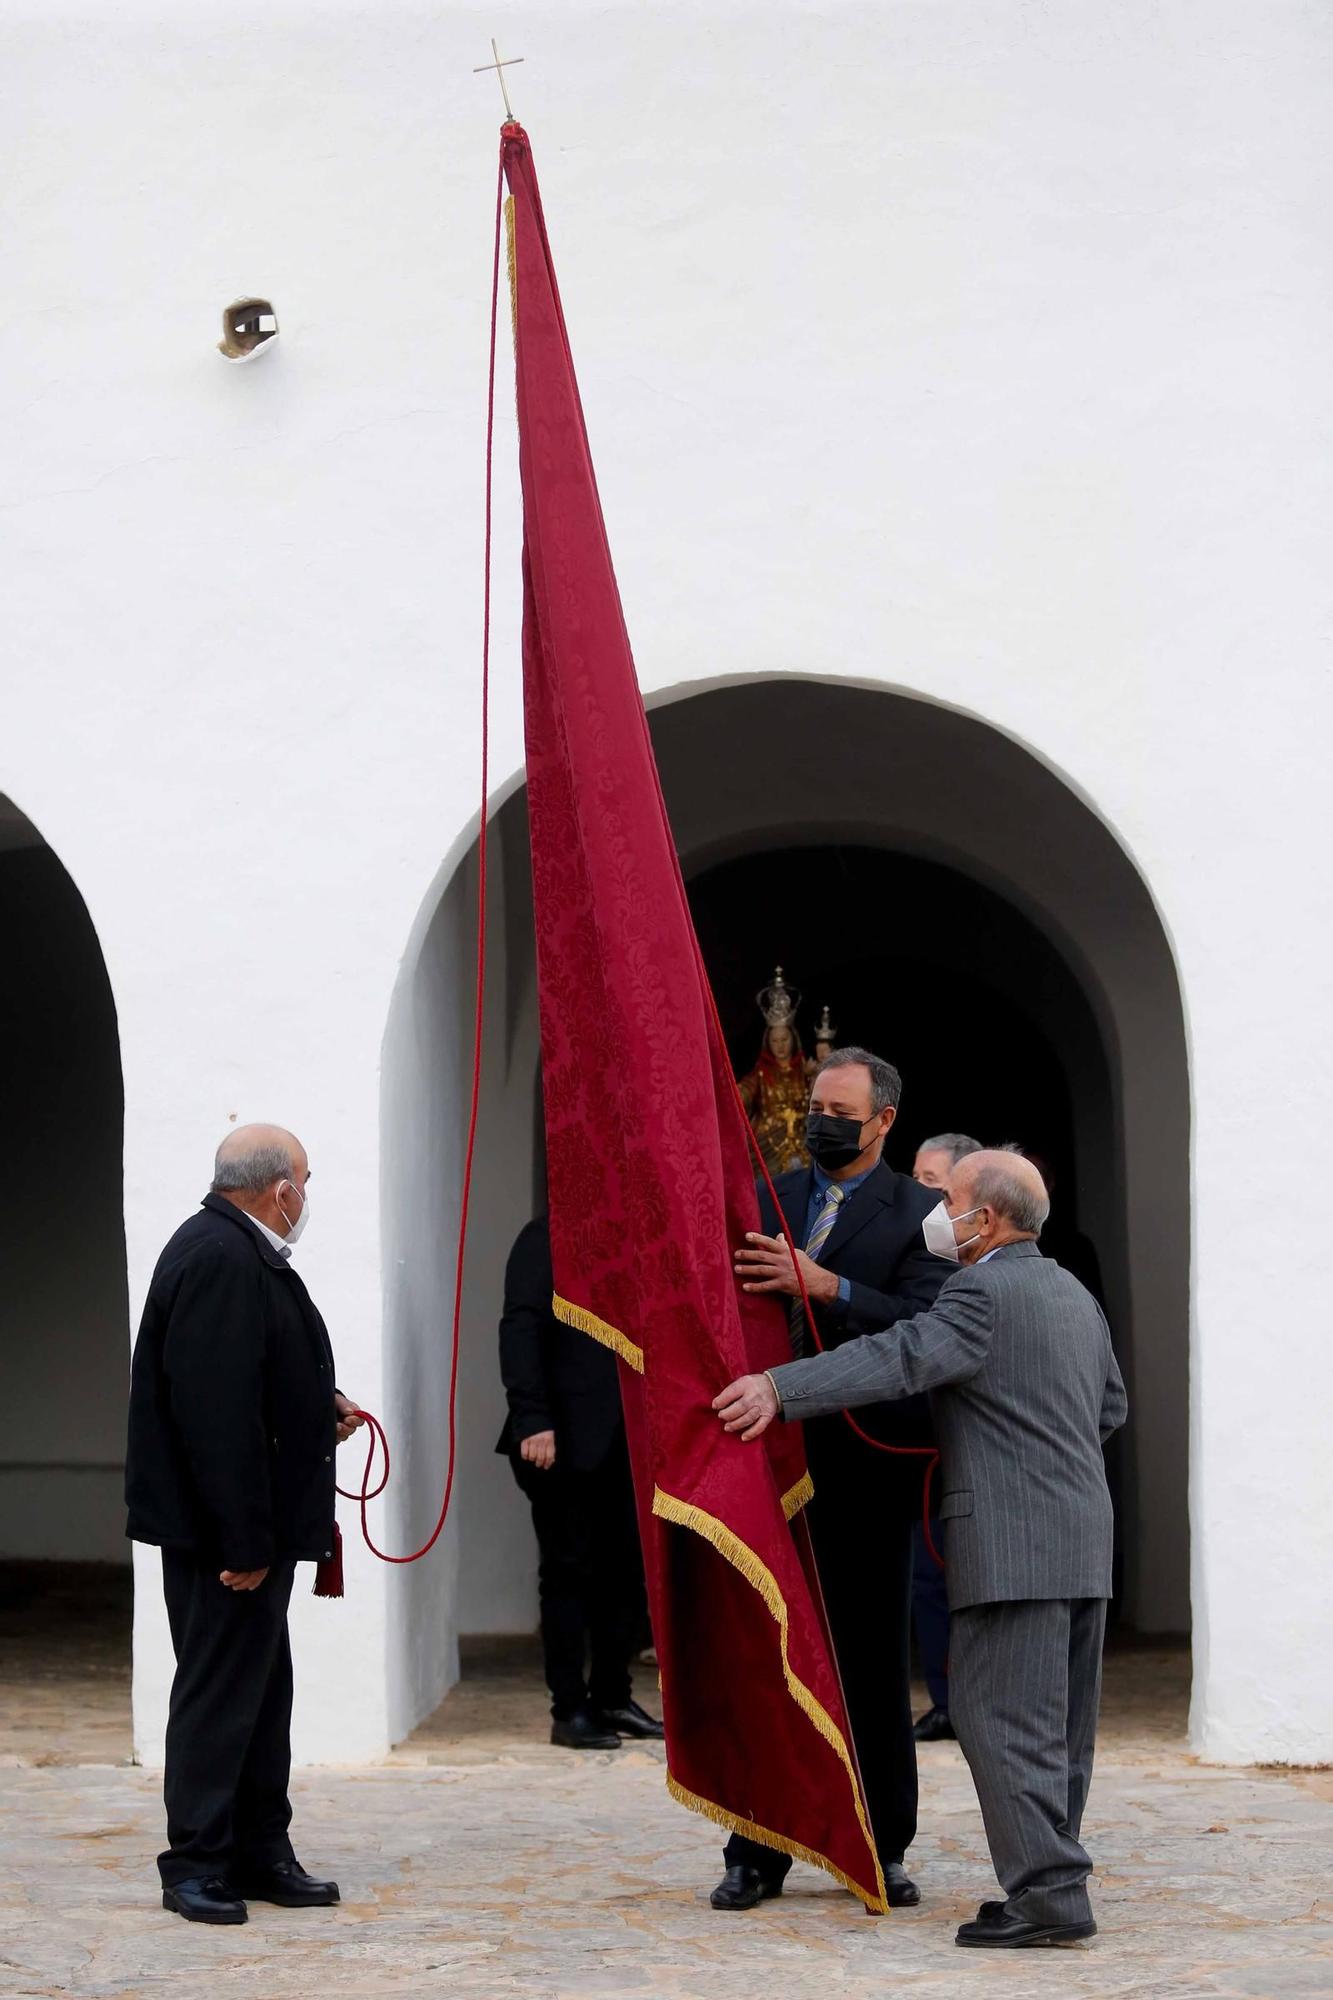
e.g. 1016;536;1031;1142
922;1200;982;1263
277;1179;310;1246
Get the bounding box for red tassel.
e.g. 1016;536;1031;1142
313;1521;344;1599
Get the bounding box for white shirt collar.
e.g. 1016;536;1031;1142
977;1246;1003;1264
244;1210;292;1260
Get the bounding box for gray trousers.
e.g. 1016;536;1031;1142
949;1597;1107;1926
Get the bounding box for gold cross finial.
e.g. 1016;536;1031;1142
473;38;523;122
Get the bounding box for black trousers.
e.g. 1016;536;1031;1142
159;1550;298;1887
912;1516;951;1712
511;1430;646;1720
725;1430;918;1882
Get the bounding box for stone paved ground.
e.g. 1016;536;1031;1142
3;1577;1332;1999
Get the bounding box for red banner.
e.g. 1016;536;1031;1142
503;125;884;1908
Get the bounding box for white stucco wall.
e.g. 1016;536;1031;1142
4;0;1331;1764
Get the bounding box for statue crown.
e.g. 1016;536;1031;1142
757;966;800;1029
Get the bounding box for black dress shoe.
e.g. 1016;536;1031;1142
232;1860;340;1907
162;1876;247;1925
883;1861;921;1907
912;1704;957;1742
596;1699;664;1740
710;1864;784;1911
956;1909;1097;1948
551;1708;621;1750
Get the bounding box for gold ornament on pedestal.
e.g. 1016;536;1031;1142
813;1004;837;1064
736;967;816;1175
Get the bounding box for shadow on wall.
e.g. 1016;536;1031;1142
380;798;542;1746
0;796;129;1566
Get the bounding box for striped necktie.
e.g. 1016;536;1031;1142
789;1181;845;1358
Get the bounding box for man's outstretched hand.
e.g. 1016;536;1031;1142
735;1232;839;1302
713;1373;781;1441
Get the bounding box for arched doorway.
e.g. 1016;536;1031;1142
381;678;1190;1740
0;794;131;1762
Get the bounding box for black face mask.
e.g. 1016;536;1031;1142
805;1112;875;1172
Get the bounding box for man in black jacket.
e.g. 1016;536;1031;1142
496;1215;661;1749
125;1124;363;1926
712;1048;952;1912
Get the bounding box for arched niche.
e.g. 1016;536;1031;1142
380;678;1190;1740
0;792;131;1749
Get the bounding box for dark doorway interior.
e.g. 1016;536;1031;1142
689;844;1105;1236
689;841;1126;1606
0;801;132;1760
0;830;129;1562
0;1560;132;1763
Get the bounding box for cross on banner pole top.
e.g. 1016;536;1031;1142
474;38;523;121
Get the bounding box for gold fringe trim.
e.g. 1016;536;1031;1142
665;1774;884;1910
547;1287;865;1899
652;1485;887;1912
552;1292;644;1374
504;194;517;339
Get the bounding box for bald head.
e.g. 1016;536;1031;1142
213;1124;306;1193
211;1123;310;1241
946;1148;1050;1264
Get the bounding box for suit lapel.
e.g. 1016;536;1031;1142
764;1170;811;1249
820;1163;897;1263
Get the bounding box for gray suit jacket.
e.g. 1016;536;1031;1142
771;1240;1128;1611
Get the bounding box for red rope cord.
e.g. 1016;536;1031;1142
335;142;505;1564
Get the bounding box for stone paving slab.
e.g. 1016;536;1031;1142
3;1743;1332;1999
3;1613;1329;1999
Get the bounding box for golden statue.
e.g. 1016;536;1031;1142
737;969;819;1175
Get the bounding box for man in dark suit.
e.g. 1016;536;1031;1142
717;1150;1128;1948
497;1215;662;1749
711;1047;952;1911
126;1124;363;1926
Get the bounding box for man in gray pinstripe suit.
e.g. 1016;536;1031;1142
715;1150;1128;1948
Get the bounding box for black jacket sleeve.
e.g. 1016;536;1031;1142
162;1246;274;1569
498;1223;555;1443
829;1233;953;1342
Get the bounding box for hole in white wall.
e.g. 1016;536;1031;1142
218;298;279;363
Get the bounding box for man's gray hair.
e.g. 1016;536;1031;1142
919;1132;982;1167
971;1160;1050;1236
814;1046;903;1113
212;1139;297;1193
